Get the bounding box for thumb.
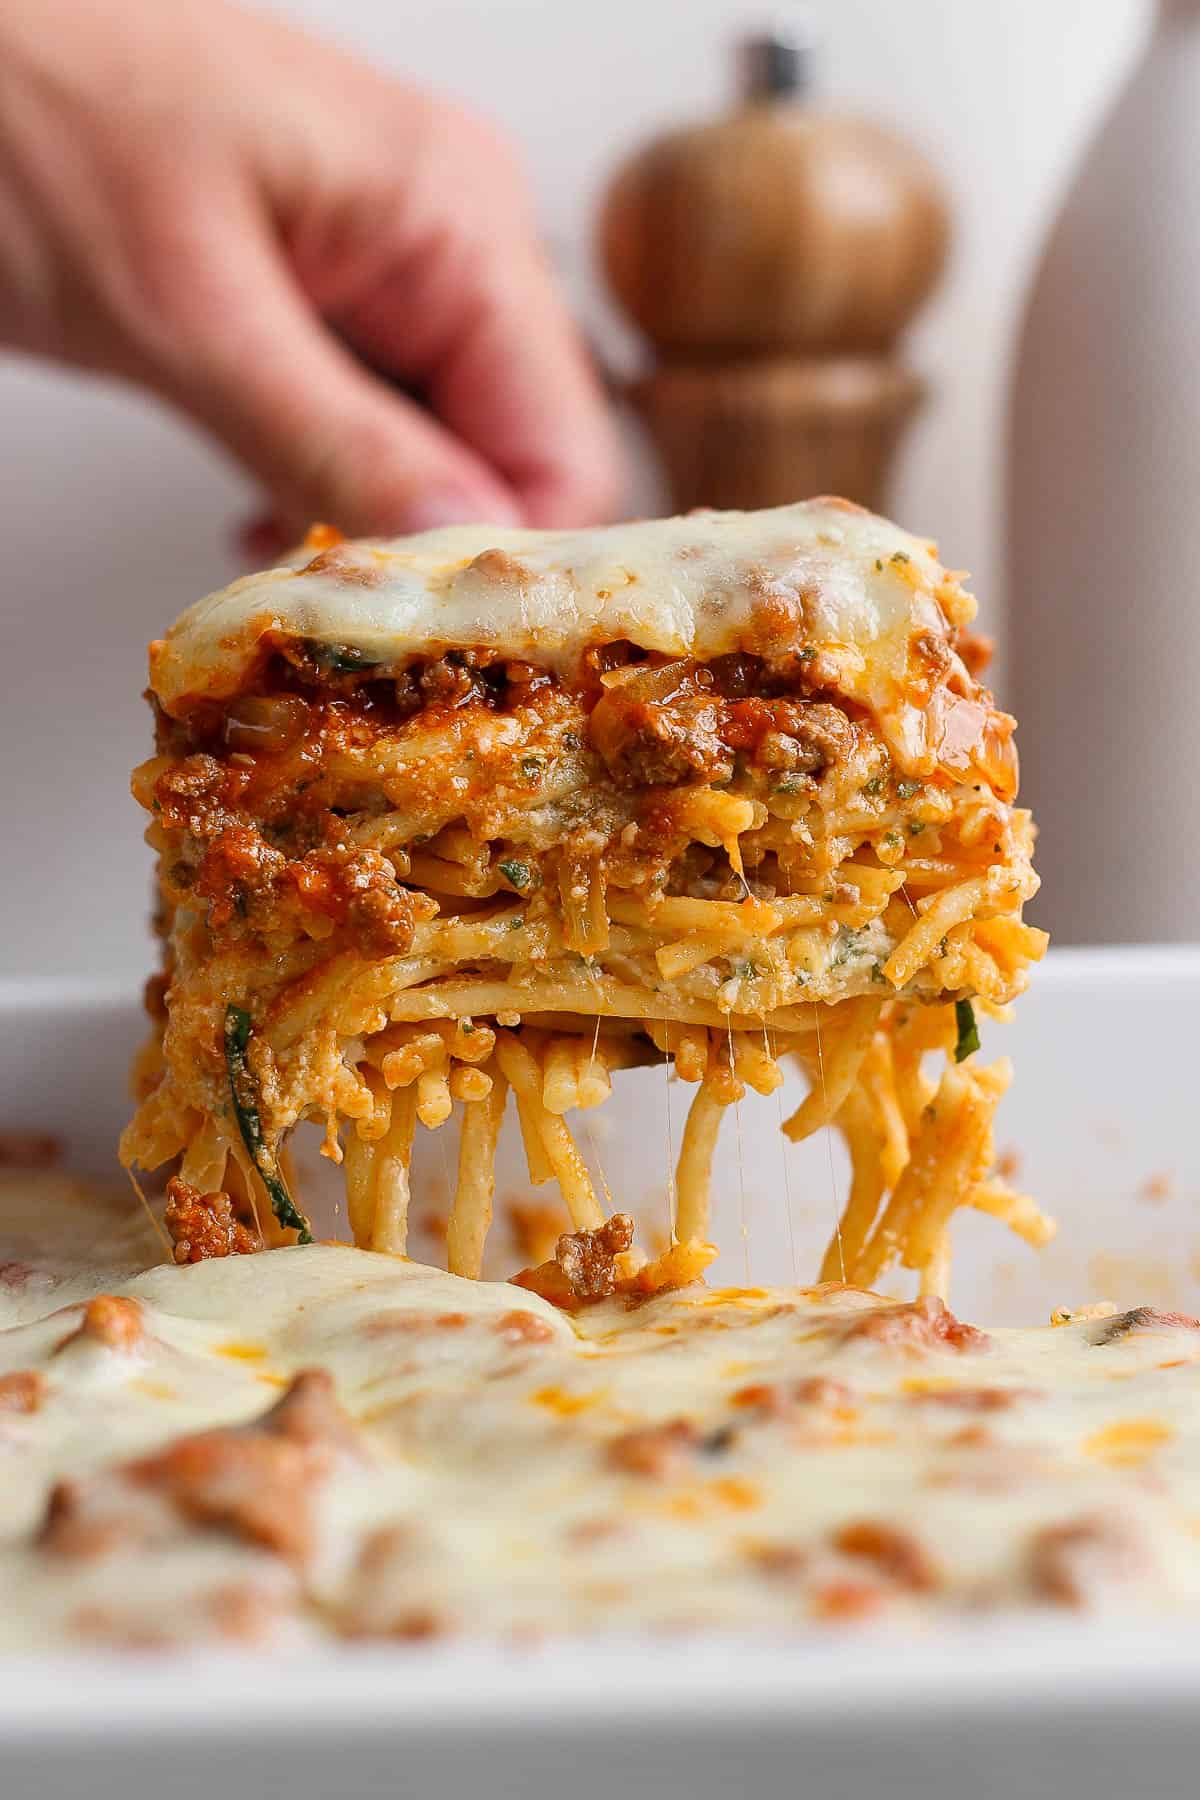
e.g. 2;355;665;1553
156;212;523;539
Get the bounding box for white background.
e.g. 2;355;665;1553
0;0;1146;983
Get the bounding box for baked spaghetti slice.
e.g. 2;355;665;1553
123;499;1047;1292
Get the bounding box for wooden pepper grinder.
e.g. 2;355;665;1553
597;25;951;513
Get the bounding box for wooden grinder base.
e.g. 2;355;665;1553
630;358;923;516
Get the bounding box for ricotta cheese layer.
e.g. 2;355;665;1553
3;1174;1199;1649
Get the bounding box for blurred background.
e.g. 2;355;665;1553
0;0;1159;982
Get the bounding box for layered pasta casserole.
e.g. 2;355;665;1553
122;499;1047;1296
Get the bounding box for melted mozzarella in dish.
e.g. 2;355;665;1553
4;1174;1200;1649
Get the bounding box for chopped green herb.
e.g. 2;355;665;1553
508;915;523;930
460;1020;476;1035
861;775;885;797
223;1006;311;1242
796;646;817;662
908;820;926;837
330;648;375;674
870;961;888;985
890;550;911;567
498;859;532;891
831;927;863;969
772;772;809;796
953;998;980;1063
305;640;383;676
874;558;884;572
897;779;922;800
519;755;544;783
883;830;903;849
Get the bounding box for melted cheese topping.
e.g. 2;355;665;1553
149;501;967;747
6;1174;1198;1649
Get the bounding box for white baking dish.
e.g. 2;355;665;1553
2;948;1199;1799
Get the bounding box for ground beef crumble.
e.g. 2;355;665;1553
0;1370;46;1413
833;1520;938;1592
606;1418;700;1478
1027;1516;1148;1608
838;1296;990;1354
39;1370;359;1566
165;1178;260;1263
512;1213;636;1309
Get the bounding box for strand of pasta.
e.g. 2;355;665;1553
513;1089;557;1186
384;972;821;1035
119;1082;192;1173
541;1033;646;1114
783;997;883;1142
224;1142;277;1247
342;1123;378;1247
859;1033;909;1189
917;1232;953;1301
446;1067;509;1278
732;1033;785;1097
642;1020;709;1081
816;1086;887;1283
178;1114;229;1195
968;1177;1057;1247
369;1085;419;1253
673;1082;730;1246
655;933;741;982
673;1043;744;1245
809;1006;1056;1296
850;1057;1010;1288
492;1031;605;1230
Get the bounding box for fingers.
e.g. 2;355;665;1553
152;193;527;542
236;515;293;565
433;243;623;529
343;249;621;531
3;0;621;546
324;115;622;531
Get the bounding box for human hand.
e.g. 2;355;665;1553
0;0;620;546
